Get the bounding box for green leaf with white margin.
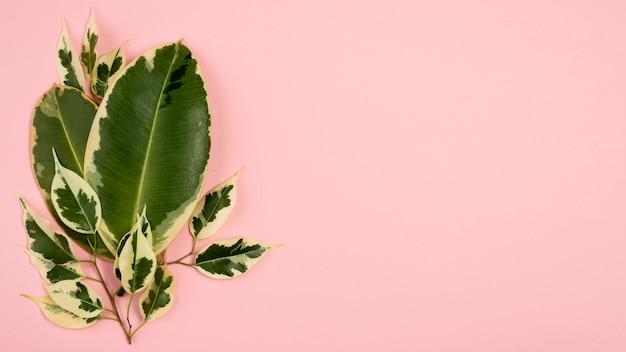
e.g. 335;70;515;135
84;41;211;255
22;295;99;329
114;209;152;281
51;151;101;234
18;196;79;265
91;45;125;98
80;10;98;77
30;85;113;259
118;214;157;293
190;168;242;239
57;19;86;91
23;247;84;284
45;280;103;319
139;265;175;323
194;238;276;279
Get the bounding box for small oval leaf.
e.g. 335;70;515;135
139;265;175;323
51;151;101;234
194;238;275;279
190;169;242;239
118;216;157;293
23;295;99;329
46;280;104;319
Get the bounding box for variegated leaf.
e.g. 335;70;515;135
118;216;156;293
22;295;99;329
24;248;84;284
114;209;152;281
30;85;113;259
190;169;242;239
80;10;98;77
139;265;175;322
57;19;86;91
51;151;101;234
84;41;210;255
91;45;125;98
46;280;103;319
194;238;275;279
18;196;78;265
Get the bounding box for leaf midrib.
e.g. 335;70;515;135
133;43;181;219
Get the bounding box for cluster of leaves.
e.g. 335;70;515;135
18;12;276;344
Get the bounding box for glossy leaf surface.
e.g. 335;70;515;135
85;41;210;254
118;215;156;293
30;85;112;258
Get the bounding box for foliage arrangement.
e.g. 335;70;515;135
18;12;277;344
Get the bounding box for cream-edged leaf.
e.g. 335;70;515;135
84;41;210;255
24;248;84;284
46;280;103;319
23;295;99;329
91;45;125;98
139;265;175;322
190;169;242;239
51;151;101;234
30;85;113;259
80;10;98;76
57;19;86;91
194;238;276;279
118;216;156;293
18;195;78;265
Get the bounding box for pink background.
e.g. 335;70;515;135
2;1;626;351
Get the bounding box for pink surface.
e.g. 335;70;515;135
2;1;626;351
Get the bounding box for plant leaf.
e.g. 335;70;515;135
51;151;101;234
84;41;211;255
118;216;157;293
91;45;125;98
22;295;99;329
30;85;113;259
18;196;79;265
80;10;98;77
190;169;242;239
46;280;103;319
57;19;86;91
194;238;275;279
139;265;175;323
23;248;84;284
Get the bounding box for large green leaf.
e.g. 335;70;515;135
30;85;113;259
51;151;101;234
22;295;99;329
84;41;211;255
194;238;276;279
190;169;242;239
57;19;85;91
139;265;175;322
46;280;103;319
